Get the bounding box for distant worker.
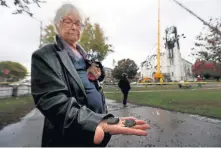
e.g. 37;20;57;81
160;77;163;84
197;75;202;88
118;73;131;107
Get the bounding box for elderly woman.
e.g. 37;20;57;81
31;3;149;147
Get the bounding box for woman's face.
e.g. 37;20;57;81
58;11;82;44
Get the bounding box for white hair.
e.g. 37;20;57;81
53;3;83;33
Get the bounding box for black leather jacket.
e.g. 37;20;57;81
31;37;113;147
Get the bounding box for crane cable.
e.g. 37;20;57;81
172;0;221;36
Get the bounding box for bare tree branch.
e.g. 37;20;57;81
192;17;221;63
0;0;45;16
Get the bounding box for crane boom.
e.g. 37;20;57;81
157;0;161;74
153;0;164;81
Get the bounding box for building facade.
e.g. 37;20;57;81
140;26;193;82
103;67;114;83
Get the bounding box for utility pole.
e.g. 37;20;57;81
39;21;43;48
24;16;43;48
172;0;221;36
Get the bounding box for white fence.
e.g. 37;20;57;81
0;86;13;98
0;85;31;99
17;86;31;96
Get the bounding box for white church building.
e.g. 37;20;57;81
140;26;193;82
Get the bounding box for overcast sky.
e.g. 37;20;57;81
0;0;221;73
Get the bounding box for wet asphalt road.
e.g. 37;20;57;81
0;99;221;147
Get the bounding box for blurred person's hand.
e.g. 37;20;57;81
94;117;150;144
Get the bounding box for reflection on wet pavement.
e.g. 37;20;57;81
108;106;221;147
0;109;44;147
106;99;139;111
0;99;221;147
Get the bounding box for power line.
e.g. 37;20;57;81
29;16;44;48
143;43;167;64
19;14;45;48
143;43;157;62
149;43;157;56
172;0;221;36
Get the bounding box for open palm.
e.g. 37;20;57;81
94;117;150;144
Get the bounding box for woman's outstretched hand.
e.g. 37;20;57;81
94;117;150;144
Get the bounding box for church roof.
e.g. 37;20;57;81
182;58;192;65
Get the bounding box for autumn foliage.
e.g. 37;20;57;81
192;59;221;80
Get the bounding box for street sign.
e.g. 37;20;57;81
3;69;9;75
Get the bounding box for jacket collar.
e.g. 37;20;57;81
54;34;87;98
55;34;87;59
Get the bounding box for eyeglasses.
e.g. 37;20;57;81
61;18;84;30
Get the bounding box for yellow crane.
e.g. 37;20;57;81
145;0;220;83
153;0;164;81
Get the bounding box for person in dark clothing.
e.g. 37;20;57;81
118;73;131;107
31;3;149;147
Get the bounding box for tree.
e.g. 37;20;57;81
40;18;113;61
40;24;56;48
0;61;28;82
191;17;221;63
112;59;139;80
212;63;221;81
0;0;45;17
79;19;94;53
79;19;113;61
203;72;211;80
192;59;221;80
